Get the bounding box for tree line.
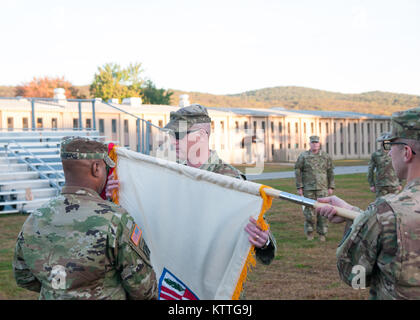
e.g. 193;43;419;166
0;62;173;105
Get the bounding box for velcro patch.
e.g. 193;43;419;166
130;224;142;246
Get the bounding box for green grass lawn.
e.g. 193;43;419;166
0;173;374;300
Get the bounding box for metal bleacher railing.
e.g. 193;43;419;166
0;96;165;214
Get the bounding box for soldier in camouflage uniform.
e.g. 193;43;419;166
13;137;157;300
106;104;276;265
368;133;402;198
316;107;420;299
295;135;335;241
164;104;276;264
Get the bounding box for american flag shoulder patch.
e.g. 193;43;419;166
130;224;142;246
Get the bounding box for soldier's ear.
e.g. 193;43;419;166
91;160;101;178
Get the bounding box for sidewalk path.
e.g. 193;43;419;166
246;165;368;181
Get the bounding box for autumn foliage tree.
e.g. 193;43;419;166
15;76;79;98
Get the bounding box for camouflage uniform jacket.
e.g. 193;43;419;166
194;150;277;265
13;186;158;300
367;148;401;188
294;150;335;191
336;178;420;299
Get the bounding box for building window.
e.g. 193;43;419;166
99;119;105;134
380;123;383;133
37;118;43;129
86;118;92;129
280;143;283;149
211;121;215;133
319;122;322;134
253;121;257;135
354;142;358;154
235;121;239;133
303;123;306;134
124;119;129;147
73;118;79;130
340;142;344;155
271;144;274;156
326;123;329;134
22;117;28;130
334;142;337;155
112;119;117;133
387;122;390;131
158;120;163;128
51;118;58;129
262;121;265;132
220;121;225;134
244;121;248;131
7;117;13;131
295;143;299;149
287;123;290;134
295;123;298;134
311;122;314;134
288;143;291;149
279;122;282;133
271;121;274;133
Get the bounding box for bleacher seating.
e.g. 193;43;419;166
0;130;104;214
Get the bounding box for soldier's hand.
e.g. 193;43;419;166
328;188;334;196
297;188;303;196
105;172;120;198
245;217;269;248
370;186;376;193
316;196;352;224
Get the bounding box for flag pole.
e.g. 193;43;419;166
262;188;359;220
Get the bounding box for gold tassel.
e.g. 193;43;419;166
108;145;119;205
231;185;273;300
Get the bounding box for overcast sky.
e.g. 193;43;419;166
0;0;419;95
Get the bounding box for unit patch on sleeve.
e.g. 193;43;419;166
130;224;142;246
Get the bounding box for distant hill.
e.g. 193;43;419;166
170;86;420;116
1;84;418;116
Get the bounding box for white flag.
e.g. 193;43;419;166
113;147;272;300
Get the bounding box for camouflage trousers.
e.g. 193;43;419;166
302;189;329;236
375;186;400;198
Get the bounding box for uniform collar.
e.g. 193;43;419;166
61;186;102;200
199;150;219;171
404;177;420;190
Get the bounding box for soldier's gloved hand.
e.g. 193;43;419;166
328;188;334;196
105;172;120;198
297;188;303;196
370;186;376;193
316;196;353;224
244;217;270;248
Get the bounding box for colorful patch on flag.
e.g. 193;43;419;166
130;224;142;246
158;268;199;300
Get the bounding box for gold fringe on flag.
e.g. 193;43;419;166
108;145;120;205
231;185;273;300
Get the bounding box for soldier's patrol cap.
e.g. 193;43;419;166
164;104;211;133
309;135;320;143
376;132;392;142
60;136;115;168
387;107;420;141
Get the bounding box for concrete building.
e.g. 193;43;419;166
0;91;391;164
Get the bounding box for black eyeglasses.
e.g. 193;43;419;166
382;141;416;154
173;129;203;140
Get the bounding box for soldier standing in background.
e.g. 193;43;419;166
13;137;157;300
368;133;402;198
315;108;420;299
295;135;335;241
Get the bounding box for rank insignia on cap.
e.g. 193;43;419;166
130;224;142;246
